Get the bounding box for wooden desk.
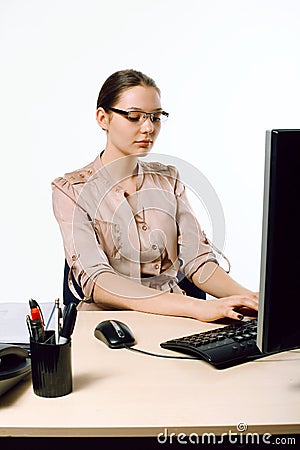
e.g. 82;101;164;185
0;311;299;438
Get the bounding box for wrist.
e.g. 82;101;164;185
181;295;207;320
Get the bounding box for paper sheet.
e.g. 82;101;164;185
0;302;56;344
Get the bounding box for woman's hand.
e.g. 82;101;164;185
193;293;259;322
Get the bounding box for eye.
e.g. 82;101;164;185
127;111;142;121
152;113;162;122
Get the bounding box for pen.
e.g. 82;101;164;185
45;302;56;330
30;318;46;342
26;314;33;340
59;302;77;344
29;298;45;329
54;298;62;344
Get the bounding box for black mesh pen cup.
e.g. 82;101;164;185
30;330;72;398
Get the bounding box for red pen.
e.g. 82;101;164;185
29;299;45;329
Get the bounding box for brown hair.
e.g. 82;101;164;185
96;69;160;110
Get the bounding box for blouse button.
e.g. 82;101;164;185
154;264;160;270
152;244;158;250
142;225;148;231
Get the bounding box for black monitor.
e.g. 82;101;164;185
257;129;300;354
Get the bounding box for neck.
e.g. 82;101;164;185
100;148;138;184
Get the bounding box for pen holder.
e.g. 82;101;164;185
30;330;72;398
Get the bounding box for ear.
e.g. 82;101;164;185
96;107;110;131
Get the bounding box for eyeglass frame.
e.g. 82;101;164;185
105;107;169;123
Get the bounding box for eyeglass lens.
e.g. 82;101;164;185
128;111;168;123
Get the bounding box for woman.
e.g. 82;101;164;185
52;69;258;321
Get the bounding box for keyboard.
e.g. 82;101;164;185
160;319;268;368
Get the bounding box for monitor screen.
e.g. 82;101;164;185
257;129;300;353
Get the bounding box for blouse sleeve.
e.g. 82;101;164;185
172;167;219;282
51;177;116;301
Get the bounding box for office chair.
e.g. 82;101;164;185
63;260;206;306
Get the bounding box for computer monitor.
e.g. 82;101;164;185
257;129;300;354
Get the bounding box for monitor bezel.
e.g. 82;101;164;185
257;129;300;354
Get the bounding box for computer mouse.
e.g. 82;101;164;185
94;320;136;349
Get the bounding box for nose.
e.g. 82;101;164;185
140;115;155;133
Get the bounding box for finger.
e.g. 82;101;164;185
229;296;259;311
225;308;244;321
250;292;259;301
234;306;257;317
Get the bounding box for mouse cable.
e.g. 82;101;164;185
124;345;201;360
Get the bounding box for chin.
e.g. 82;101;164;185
137;149;152;157
137;145;154;156
125;148;151;158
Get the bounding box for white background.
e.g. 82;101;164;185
1;0;299;303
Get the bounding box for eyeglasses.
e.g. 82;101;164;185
106;107;169;124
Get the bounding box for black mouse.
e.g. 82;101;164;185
94;320;136;349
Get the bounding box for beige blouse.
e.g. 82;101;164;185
51;155;218;302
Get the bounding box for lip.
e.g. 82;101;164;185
135;140;153;145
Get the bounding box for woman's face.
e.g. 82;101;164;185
100;85;163;157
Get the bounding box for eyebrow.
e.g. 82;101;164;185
127;107;163;112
